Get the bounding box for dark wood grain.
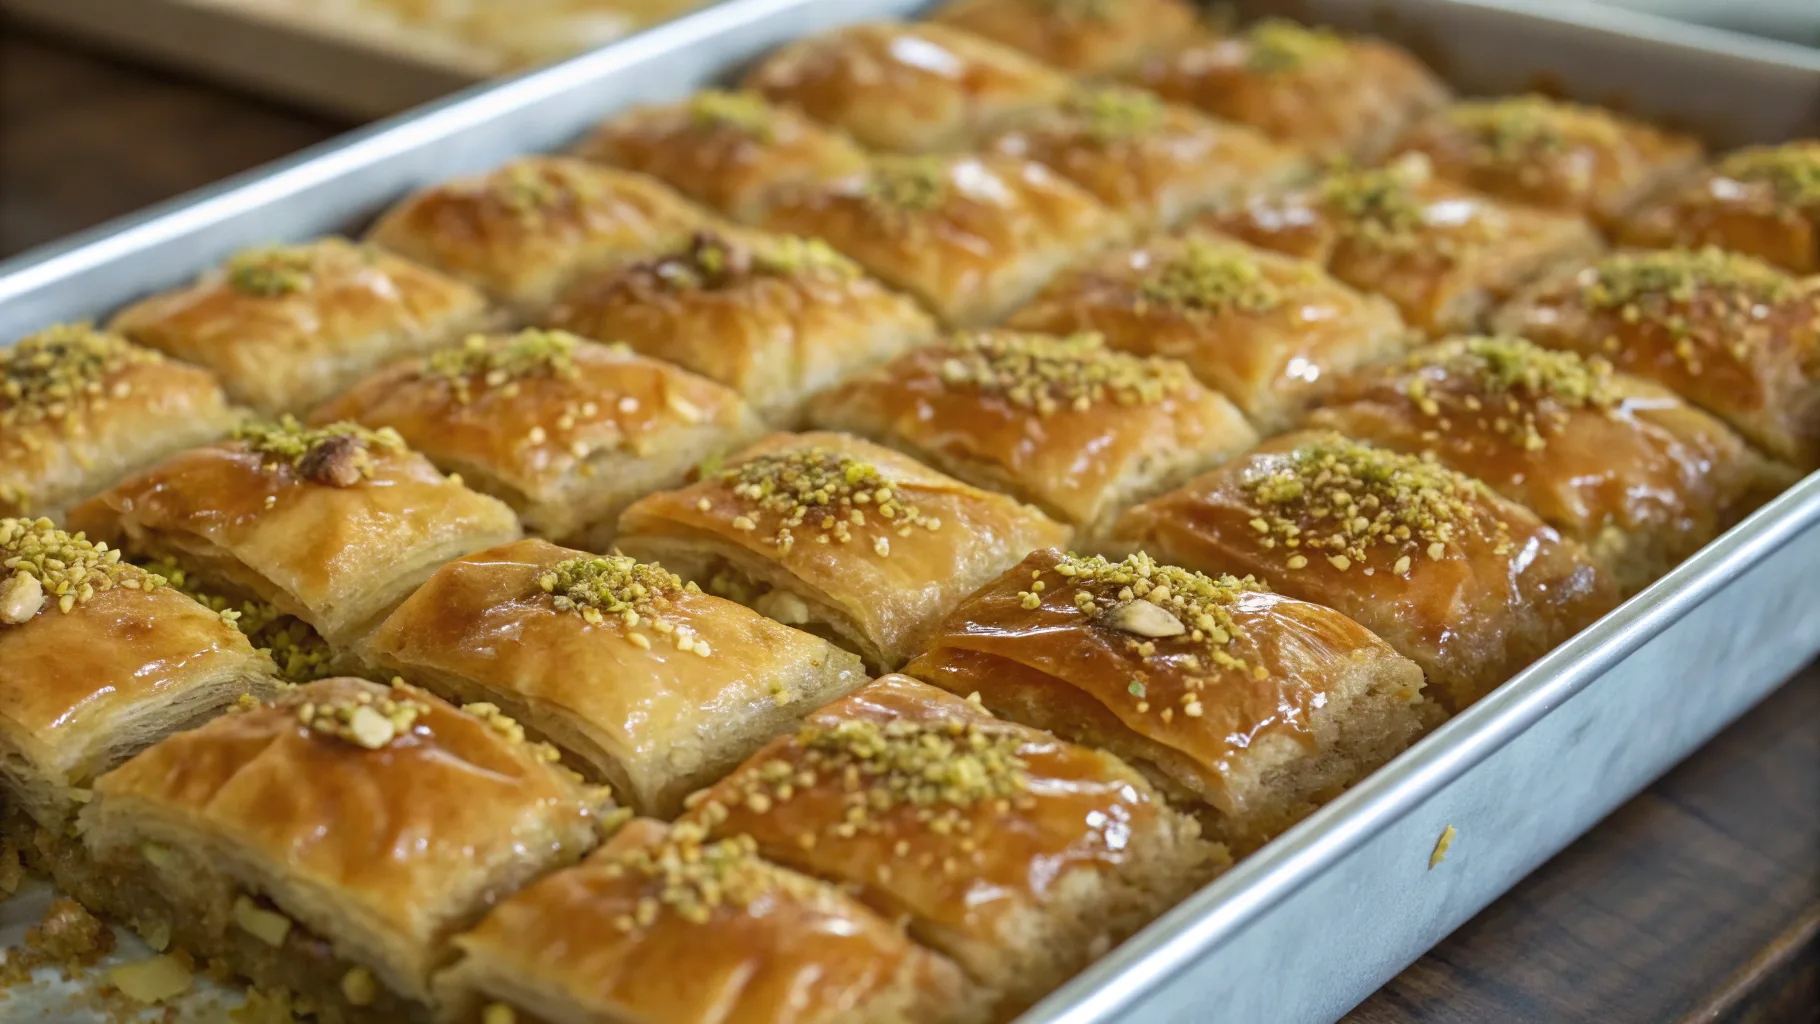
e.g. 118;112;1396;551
1;23;1818;1024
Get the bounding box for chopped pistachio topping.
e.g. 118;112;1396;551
2;324;160;431
1137;239;1285;316
1053;551;1264;681
650;231;855;291
937;331;1191;414
722;446;938;553
225;245;319;297
1243;435;1508;570
294;689;428;749
0;518;160;619
863;158;950;214
537;555;714;657
1718;141;1820;210
462;701;565;764
1578;247;1803;374
234;417;405;486
1318;156;1435;250
141;559;333;681
686;89;777;140
1245;18;1346;75
1401;336;1615;451
1066;86;1165;144
602;824;777;927
491;160;598;218
1441;95;1622;169
425;330;581;404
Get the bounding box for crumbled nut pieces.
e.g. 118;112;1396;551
599;824;779;929
1243;434;1511;572
462;701;567;765
1244;18;1346;75
235;417;405;487
721;446;939;554
937;330;1192;415
226;245;320;297
0;517;160;620
862;157;951;216
106;952;193;1004
1440;95;1622;176
686;89;778;140
232;895;293;947
491;160;601;219
293;689;429;750
1401;336;1616;451
1066;86;1165;144
1319;155;1445;251
649;231;856;291
1717;140;1820;211
425;330;582;405
0;898;115;987
1052;552;1265;689
143;558;334;681
1;323;160;432
1578;247;1807;372
538;555;714;657
1136;239;1286;317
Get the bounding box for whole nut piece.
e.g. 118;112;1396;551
297;435;366;488
1099;600;1186;638
0;571;45;625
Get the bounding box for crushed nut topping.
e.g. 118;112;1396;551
294;688;429;749
1397;336;1615;451
2;324;161;431
490;160;601;219
601;824;780;928
1065;86;1165;144
1318;155;1443;251
721;446;939;554
225;245;320;297
1244;18;1346;75
1577;247;1807;374
1136;239;1287;316
538;555;714;657
863;157;951;215
142;559;333;681
235;418;405;486
462;701;565;764
1439;95;1623;172
936;330;1191;414
686;89;777;140
0;517;160;618
425;330;582;404
1717;141;1820;210
1051;551;1264;680
647;231;856;291
1242;434;1509;571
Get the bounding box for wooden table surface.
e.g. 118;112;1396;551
2;19;1818;1024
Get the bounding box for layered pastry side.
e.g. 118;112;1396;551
1620;140;1820;274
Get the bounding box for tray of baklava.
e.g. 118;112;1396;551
2;0;1819;1021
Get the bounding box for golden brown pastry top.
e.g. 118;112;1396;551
1392;95;1704;226
811;329;1255;527
985;85;1305;230
366;156;707;311
453;817;972;1024
1620;141;1820;274
66;420;521;643
574;90;871;221
743;20;1072;154
1492;247;1820;467
0;324;240;518
94;677;604;953
1307;335;1762;540
930;0;1206;75
1128;18;1448;161
0;518;264;778
313;329;756;500
904;549;1416;807
1195;154;1602;333
1006;235;1408;427
681;673;1183;934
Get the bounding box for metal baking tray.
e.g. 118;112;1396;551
2;1;1818;1021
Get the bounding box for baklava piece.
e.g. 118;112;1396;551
66;419;521;659
0;324;240;519
1492;247;1820;469
1620;141;1820;274
0;519;275;838
1392;95;1704;229
371;538;867;817
1115;432;1615;712
616;432;1070;672
809;329;1256;547
929;0;1205;76
366;156;708;318
109;238;493;417
1306;335;1779;594
1006;235;1410;432
905;550;1429;851
313;329;761;549
440;818;984;1024
755;154;1125;326
744;20;1071;154
78;677;608;1024
1129;18;1449;162
574;89;871;223
985;84;1306;231
680;674;1218;1014
543;231;937;427
1196;154;1603;335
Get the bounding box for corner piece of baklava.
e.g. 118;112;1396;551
1492;246;1820;469
439;818;986;1024
108;238;495;416
78;677;609;1023
575;89;871;223
66;418;522;659
743;20;1072;154
1128;17;1449;162
1006;234;1411;432
544;230;937;426
1194;154;1604;335
905;549;1430;851
616;431;1071;672
929;0;1206;76
755;154;1126;326
314;328;762;548
1115;431;1616;712
1;324;242;519
366;155;709;318
1306;335;1783;594
1619;140;1820;274
809;328;1257;547
679;673;1220;1015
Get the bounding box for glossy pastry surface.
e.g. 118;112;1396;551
929;0;1205;75
1619;141;1820;273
